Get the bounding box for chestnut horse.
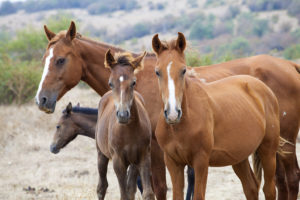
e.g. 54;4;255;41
35;21;299;199
50;102;144;194
95;50;154;200
153;32;280;200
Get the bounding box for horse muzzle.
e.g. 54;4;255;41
116;110;130;124
164;107;182;124
36;92;57;114
50;143;60;154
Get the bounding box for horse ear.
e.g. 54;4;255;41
44;25;56;41
152;34;164;55
176;32;186;53
104;49;116;69
66;21;76;41
132;51;147;73
66;102;72;114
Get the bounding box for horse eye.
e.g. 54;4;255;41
56;125;60;129
108;82;114;89
182;68;186;75
131;80;136;87
56;58;65;66
155;70;160;77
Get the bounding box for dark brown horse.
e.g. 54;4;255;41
35;21;299;200
95;50;154;200
50;102;97;154
50;102;144;195
153;32;280;200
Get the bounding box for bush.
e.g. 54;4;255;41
0;1;17;15
246;0;291;11
0;57;41;104
283;44;300;60
189;15;215;40
87;0;139;15
236;13;269;37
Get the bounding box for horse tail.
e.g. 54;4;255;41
252;151;262;189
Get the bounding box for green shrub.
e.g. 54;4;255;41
87;0;139;15
186;50;213;66
189;15;215;40
0;1;17;15
0;57;41;104
283;44;300;59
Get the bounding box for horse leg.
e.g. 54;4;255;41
275;154;288;200
138;151;155;200
280;149;300;200
151;139;167;200
232;159;259;200
185;166;194;200
97;148;109;200
257;146;277;200
192;154;209;200
113;155;129;200
164;153;185;200
127;165;139;200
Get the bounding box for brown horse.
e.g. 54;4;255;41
153;32;280;200
50;102;144;195
95;50;154;200
50;102;97;154
35;21;299;200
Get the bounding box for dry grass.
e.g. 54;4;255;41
0;86;299;199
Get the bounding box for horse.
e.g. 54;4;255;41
50;102;143;194
35;21;299;200
95;50;154;200
152;32;280;200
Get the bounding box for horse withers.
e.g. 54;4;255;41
153;33;280;200
95;50;154;200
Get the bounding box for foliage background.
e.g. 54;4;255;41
0;0;300;104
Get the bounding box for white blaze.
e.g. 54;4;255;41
166;61;177;120
119;76;124;106
35;48;54;104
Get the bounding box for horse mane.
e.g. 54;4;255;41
62;106;98;115
115;52;136;67
47;30;156;57
161;39;178;50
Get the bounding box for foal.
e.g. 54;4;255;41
153;33;280;200
50;102;97;154
95;50;154;200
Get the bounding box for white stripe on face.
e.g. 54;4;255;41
166;61;178;120
119;76;124;106
35;47;54;104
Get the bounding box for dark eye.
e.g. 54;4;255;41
56;125;60;129
56;58;65;66
131;80;136;87
108;82;114;89
155;70;160;77
182;68;186;75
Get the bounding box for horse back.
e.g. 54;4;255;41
205;75;279;166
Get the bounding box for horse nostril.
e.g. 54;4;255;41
125;111;129;118
164;109;168;118
177;109;182;118
41;96;47;106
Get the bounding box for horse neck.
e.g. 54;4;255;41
72;113;97;139
75;38;123;96
180;77;209;121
